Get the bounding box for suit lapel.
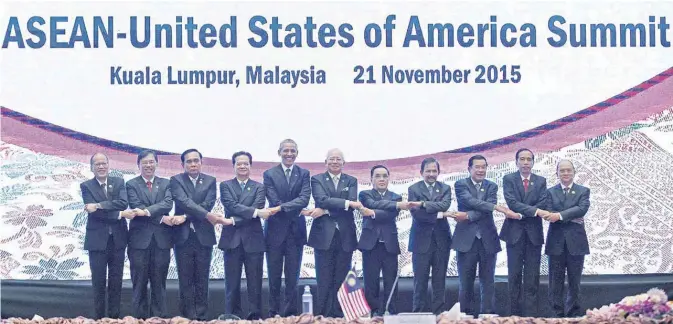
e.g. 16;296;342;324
150;178;161;203
288;165;300;191
182;173;196;196
514;172;526;202
138;177;152;203
323;172;336;195
466;178;478;199
336;175;347;195
90;179;108;202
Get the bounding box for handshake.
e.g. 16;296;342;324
535;209;563;223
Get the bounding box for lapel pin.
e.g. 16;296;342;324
247;187;251;191
530;182;534;185
436;189;439;192
571;191;575;194
480;188;485;192
198;179;203;184
108;184;112;188
326;177;329;181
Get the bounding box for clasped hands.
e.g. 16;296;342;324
535;209;561;223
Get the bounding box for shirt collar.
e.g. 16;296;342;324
142;176;155;183
424;181;435;188
471;178;482;186
521;174;531;181
283;164;294;174
562;183;574;190
96;178;107;186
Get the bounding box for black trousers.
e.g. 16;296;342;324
266;230;303;317
314;230;353;318
548;242;585;318
88;235;125;319
128;238;171;318
223;245;264;320
412;235;449;314
362;242;398;316
506;231;542;317
175;231;213;320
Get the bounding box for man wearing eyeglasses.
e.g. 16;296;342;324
125;150;175;319
80;153;134;319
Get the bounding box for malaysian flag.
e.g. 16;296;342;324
337;267;370;321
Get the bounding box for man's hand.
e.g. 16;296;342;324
132;208;148;217
300;209;313;216
396;202;411;210
206;212;225;225
172;215;186;225
269;206;282;215
453;211;469;222
349;201;363;210
494;205;511;214
161;216;175;226
257;209;272;219
220;218;234;226
121;209;136;220
544;213;561;223
359;208;375;217
536;209;550;218
408;201;423;210
85;204;98;213
505;210;521;219
310;208;326;218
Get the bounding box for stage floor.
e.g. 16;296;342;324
2;274;672;319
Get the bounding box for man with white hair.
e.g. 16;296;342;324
307;148;374;317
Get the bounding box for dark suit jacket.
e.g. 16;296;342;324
308;172;358;252
544;183;591;256
126;175;174;250
452;178;502;254
357;189;402;254
80;177;128;251
407;181;452;253
500;172;548;246
262;164;311;247
219;178;266;253
170;172;217;247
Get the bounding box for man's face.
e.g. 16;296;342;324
557;161;575;184
234;154;251;178
91;154;109;178
182;152;202;176
516;150;534;175
422;162;439;184
372;167;389;191
279;143;298;167
469;159;487;182
139;154;157;179
326;150;344;174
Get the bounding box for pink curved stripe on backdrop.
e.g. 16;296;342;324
2;76;672;182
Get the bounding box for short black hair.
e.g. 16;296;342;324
180;149;202;163
232;151;253;165
370;164;389;178
515;148;535;161
421;157;440;173
137;150;157;165
89;153;108;167
468;155;488;167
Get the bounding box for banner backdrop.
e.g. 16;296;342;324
1;1;673;280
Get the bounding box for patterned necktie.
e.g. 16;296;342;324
146;180;153;193
240;182;246;192
564;187;570;195
101;183;108;199
285;168;291;184
475;182;481;191
523;179;529;192
333;176;339;190
428;185;434;199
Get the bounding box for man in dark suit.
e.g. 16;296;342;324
407;157;452;314
544;159;590;318
126;150;175;319
219;151;269;320
170;148;232;320
308;148;374;317
262;139;311;317
81;153;134;319
358;165;414;316
500;148;549;317
452;155;517;316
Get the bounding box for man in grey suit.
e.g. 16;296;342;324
407;157;452;314
126;150;175;319
219;151;268;320
170;148;231;320
451;155;518;316
80;153;134;319
544;159;591;318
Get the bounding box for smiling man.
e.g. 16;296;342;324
80;153;133;319
219;151;268;320
125;150;175;319
544;159;591;318
262;139;311;317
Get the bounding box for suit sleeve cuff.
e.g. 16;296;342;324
118;211;122;219
517;213;523;220
437;212;443;219
371;212;376;219
559;213;564;221
145;209;151;217
159;216;165;224
344;200;349;210
253;209;259;218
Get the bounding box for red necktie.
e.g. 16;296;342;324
523;179;529;192
146;181;152;192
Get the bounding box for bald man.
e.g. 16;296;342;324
543;160;591;318
80;153;135;319
307;148;374;317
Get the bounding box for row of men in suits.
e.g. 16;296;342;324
80;142;589;320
